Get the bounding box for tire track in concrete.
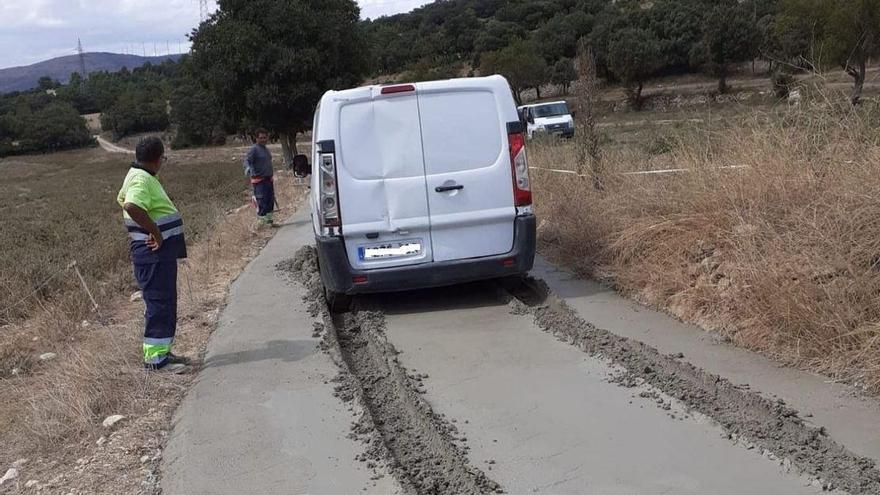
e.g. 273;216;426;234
506;277;880;494
280;248;502;495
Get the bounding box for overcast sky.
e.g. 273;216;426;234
0;0;431;70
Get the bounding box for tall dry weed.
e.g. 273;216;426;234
533;93;880;392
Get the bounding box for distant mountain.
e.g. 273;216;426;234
0;52;183;93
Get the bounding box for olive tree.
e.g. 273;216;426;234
607;28;662;110
691;2;759;94
480;40;548;104
780;0;880;104
190;0;367;164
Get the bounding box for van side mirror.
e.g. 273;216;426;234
292;154;311;177
527;114;534;124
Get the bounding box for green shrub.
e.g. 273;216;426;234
772;70;796;99
0;96;93;156
101;88;169;140
169;78;225;149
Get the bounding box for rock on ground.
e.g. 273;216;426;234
0;468;19;485
102;415;126;429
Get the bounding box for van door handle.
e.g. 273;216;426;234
435;185;464;193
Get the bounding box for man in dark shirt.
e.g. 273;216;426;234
243;128;276;225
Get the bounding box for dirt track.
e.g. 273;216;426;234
93;134;134;153
163;209;880;494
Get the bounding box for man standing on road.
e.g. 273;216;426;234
243;128;276;226
118;137;190;372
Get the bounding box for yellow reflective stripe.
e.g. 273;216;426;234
125;212;181;228
143;343;172;364
129;226;184;241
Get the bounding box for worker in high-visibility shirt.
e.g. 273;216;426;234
117;137;191;372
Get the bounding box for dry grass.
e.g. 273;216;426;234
0;148;247;325
532;91;880;393
0;144;306;492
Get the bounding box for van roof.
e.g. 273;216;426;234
322;75;510;101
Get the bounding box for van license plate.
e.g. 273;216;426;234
359;242;422;260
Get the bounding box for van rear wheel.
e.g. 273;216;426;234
499;274;527;292
323;285;352;313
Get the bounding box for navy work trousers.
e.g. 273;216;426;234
253;180;275;217
133;260;178;364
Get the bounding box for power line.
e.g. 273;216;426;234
76;38;87;80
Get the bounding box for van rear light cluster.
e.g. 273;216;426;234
380;84;415;95
508;132;532;207
319;153;341;227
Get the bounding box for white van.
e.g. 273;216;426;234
294;75;536;310
518;101;575;139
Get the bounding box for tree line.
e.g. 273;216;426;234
365;0;879;106
0;61;182;156
1;0;876;157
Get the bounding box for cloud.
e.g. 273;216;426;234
0;0;212;68
358;0;430;20
0;0;429;69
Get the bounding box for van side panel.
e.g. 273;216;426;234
417;86;516;262
336;93;434;270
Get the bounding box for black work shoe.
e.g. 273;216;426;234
166;353;192;365
144;357;190;375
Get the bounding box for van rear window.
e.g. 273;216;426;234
419;91;502;175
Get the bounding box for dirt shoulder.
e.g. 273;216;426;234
0;172;307;494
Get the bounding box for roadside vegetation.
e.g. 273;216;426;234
0;146;304;489
531;85;880;393
0;149;246;326
0;91;93;156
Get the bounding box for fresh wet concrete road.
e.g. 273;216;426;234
162;208;879;494
162;215;401;495
380;283;814;494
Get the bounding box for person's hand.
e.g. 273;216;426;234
146;233;163;252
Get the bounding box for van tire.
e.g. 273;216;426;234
324;286;352;313
499;274;527;292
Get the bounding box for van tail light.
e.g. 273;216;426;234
318;152;341;228
381;84;415;95
508;131;532;206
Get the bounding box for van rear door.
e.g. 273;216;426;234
417;79;517;262
335;86;433;270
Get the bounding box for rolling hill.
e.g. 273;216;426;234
0;52;183;93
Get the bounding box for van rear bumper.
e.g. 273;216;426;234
316;215;537;295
